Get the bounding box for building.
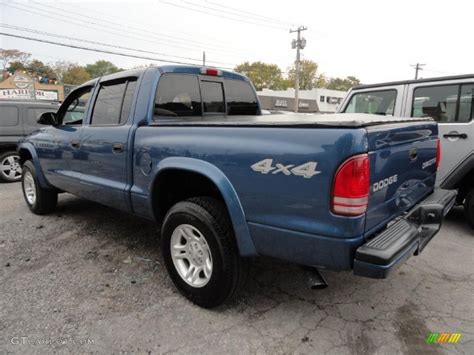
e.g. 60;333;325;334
0;71;65;101
257;87;347;113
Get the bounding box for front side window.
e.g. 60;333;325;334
91;81;127;125
61;88;92;125
344;90;396;116
154;74;201;117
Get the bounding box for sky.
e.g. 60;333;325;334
0;0;472;84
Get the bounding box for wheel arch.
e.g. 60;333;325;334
150;157;257;257
18;143;50;188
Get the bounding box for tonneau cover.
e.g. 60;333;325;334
152;113;434;128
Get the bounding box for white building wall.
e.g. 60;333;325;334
257;88;347;113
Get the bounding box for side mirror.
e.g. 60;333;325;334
37;112;57;126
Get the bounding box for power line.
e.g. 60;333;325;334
0;23;232;66
1;2;244;58
204;0;296;26
0;32;234;69
158;0;287;30
31;0;242;52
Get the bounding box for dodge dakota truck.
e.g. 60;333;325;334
18;66;456;307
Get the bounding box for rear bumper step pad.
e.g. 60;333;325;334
354;188;457;279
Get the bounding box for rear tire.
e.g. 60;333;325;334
464;188;474;229
0;151;22;182
161;197;248;308
22;160;58;215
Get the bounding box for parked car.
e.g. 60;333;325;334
18;66;456;307
339;74;474;228
0;100;60;182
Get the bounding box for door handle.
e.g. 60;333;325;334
71;140;80;148
112;143;124;153
443;133;467;139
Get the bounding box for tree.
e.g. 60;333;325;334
62;65;91;85
7;61;26;74
234;62;285;91
326;76;361;91
85;60;122;78
52;60;74;82
27;60;57;81
287;59;325;90
0;49;30;71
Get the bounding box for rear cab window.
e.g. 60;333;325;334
343;90;397;116
153;73;259;120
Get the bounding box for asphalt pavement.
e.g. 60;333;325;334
0;182;473;354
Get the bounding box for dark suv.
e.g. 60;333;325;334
0;100;60;182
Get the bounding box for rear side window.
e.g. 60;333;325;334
0;107;19;126
459;84;474;121
344;90;396;116
412;84;473;123
225;79;259;115
154;74;201;117
201;81;225;113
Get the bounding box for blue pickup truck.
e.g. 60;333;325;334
18;66;456;307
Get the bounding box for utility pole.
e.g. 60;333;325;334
411;63;426;80
290;26;307;113
203;51;206;66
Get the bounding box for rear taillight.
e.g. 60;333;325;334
436;138;441;171
331;154;370;216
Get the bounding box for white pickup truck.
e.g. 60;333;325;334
339;74;474;228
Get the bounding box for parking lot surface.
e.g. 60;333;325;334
0;182;473;354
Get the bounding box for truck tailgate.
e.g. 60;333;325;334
365;121;439;235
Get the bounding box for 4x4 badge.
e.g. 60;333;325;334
251;159;321;179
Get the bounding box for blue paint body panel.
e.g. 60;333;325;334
18;65;441;272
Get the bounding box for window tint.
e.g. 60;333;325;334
62;88;92;125
154;74;201;117
120;80;137;124
0;107;19;126
344;90;396;115
225;79;259;115
412;85;459;123
202;81;225;113
92;81;127;125
458;84;474;122
27;108;57;125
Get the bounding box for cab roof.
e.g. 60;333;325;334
353;74;474;90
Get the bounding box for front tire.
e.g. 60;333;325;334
22;161;58;215
464;188;474;229
161;197;248;308
0;151;22;182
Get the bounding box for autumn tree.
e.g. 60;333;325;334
7;61;26;73
0;49;30;71
287;59;325;90
27;59;57;80
85;60;122;78
326;76;361;91
62;65;91;85
234;62;286;91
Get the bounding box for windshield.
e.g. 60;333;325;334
343;90;397;116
